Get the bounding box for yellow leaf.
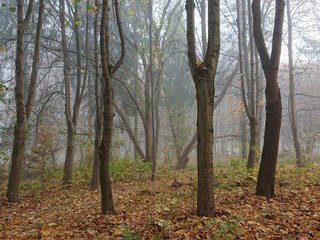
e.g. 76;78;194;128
129;9;135;16
88;6;98;14
196;59;202;66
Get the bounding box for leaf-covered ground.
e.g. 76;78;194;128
0;160;319;239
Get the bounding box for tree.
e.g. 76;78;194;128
237;0;261;169
90;0;102;191
286;0;304;167
252;0;285;198
175;61;239;169
59;0;87;185
7;0;44;202
186;0;220;217
99;0;125;214
114;0;185;169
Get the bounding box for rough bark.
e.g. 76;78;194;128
186;0;220;217
99;0;125;214
253;0;285;198
175;61;239;169
7;0;43;203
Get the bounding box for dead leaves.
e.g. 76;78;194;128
0;164;319;239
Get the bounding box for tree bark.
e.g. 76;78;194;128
186;0;220;217
91;0;102;191
7;0;43;202
175;61;239;169
99;0;125;214
252;0;285;198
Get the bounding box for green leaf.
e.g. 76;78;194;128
9;7;16;12
73;0;81;5
75;19;82;26
65;21;70;28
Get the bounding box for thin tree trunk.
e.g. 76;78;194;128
286;0;303;167
91;0;102;190
114;102;146;159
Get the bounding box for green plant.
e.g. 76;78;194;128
214;220;243;240
122;224;141;240
110;157;152;182
229;158;245;171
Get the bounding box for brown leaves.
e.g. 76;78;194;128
0;164;320;239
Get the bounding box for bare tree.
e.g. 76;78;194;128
252;0;285;198
286;0;304;167
186;0;220;217
99;0;125;214
7;0;44;202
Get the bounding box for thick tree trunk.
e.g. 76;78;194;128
7;0;27;203
63;123;75;184
256;87;282;197
195;69;215;217
99;0;125;214
7;0;41;202
175;62;238;169
7;119;26;202
99;90;114;213
253;0;285;198
186;0;219;217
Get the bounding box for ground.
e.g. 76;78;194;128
0;159;319;239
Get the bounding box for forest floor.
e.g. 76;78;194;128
0;159;319;240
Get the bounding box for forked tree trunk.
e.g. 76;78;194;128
7;0;43;202
186;0;220;217
252;0;285;198
175;62;239;169
99;0;114;214
99;0;125;214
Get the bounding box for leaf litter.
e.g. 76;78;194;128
0;162;319;239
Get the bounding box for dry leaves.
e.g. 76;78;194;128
0;163;319;239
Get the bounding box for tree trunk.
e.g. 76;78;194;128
144;66;153;164
175;61;239;169
256;88;282;197
99;0;125;214
7;0;42;202
99;0;114;214
90;0;102;191
195;68;215;217
240;114;248;159
286;0;303;167
247;116;258;168
186;0;220;217
252;0;285;198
